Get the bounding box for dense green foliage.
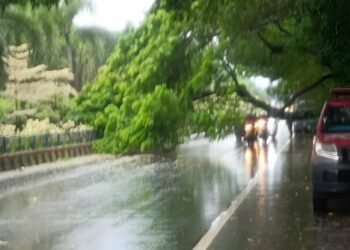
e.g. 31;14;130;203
78;0;350;154
0;0;117;129
77;9;246;153
93;85;184;153
312;0;350;80
0;0;63;88
0;1;116;90
0;95;75;129
0;0;62;11
77;11;189;153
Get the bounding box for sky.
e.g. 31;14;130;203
74;0;155;32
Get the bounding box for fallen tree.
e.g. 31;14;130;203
77;0;348;154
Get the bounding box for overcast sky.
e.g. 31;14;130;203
74;0;155;32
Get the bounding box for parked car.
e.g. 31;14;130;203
311;88;350;211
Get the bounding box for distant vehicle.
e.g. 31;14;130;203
240;114;275;146
291;99;318;135
243;115;257;146
255;115;268;142
311;88;350;211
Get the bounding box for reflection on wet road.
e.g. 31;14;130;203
2;124;350;250
210;135;350;250
0;135;256;250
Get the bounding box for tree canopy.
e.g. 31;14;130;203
77;0;349;154
0;0;116;126
0;0;62;11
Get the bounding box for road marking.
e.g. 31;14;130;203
193;139;291;250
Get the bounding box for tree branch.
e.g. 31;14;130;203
258;32;284;54
222;60;283;116
192;90;216;101
222;59;336;119
281;73;336;110
271;20;319;57
273;20;292;36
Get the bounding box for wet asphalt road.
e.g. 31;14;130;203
0;135;250;250
210;135;350;250
1;123;350;250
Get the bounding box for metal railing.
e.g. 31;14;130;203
0;130;97;154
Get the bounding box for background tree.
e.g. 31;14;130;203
0;0;116;129
0;6;44;89
0;1;116;90
0;0;62;11
72;27;116;90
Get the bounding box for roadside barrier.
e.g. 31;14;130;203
0;130;96;155
0;143;92;171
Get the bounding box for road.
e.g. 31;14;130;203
208;135;350;250
0;123;350;250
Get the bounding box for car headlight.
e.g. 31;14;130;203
315;141;339;160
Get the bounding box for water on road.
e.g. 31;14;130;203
0;135;259;250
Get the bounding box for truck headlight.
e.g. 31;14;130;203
315;141;339;161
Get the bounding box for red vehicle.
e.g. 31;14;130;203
242;114;270;146
242;115;257;145
311;88;350;211
255;115;268;142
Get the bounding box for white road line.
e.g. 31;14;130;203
193;139;291;250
